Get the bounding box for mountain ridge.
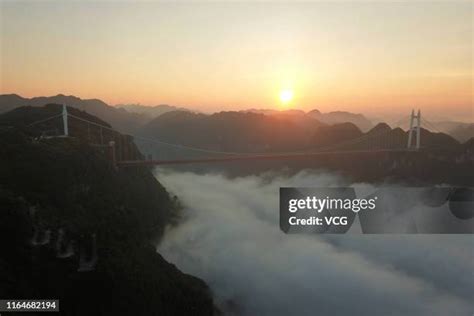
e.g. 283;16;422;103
0;94;147;134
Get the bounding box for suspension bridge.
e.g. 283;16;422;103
25;105;438;168
13;105;457;272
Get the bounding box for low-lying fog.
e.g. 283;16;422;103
155;169;474;316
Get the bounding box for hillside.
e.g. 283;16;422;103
244;108;373;132
133;110;473;184
138;110;460;156
0;94;147;134
119;103;191;119
342;123;461;151
0;107;215;315
307;109;373;131
311;122;363;148
439;122;474;143
139;110;317;153
382;118;474;143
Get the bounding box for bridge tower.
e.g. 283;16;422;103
62;104;69;137
407;109;421;150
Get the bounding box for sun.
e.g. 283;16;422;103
279;89;294;105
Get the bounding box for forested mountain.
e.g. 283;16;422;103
0;105;215;315
139;110;316;153
138;110;461;154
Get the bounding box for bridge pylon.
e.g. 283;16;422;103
62;104;69;137
407;109;421;150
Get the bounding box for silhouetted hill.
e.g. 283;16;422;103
418;128;460;148
442;122;474;143
0;103;111;129
0;94;147;133
307;109;322;116
243;108;306;116
0;94;26;113
137;110;461;161
139;110;315;153
461;138;474;156
0;104;132;149
400;120;474;143
353;126;459;151
136;108;472;184
312;122;363;147
307;110;373;131
0;107;215;315
244;108;373;131
119;103;191;119
367;122;391;135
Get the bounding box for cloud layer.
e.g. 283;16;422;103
156;169;474;316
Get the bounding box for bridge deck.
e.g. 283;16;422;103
117;149;415;166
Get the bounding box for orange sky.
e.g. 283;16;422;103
0;1;472;120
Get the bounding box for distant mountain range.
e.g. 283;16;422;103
387;117;474;143
117;103;191;119
1;103;472;183
138;110;317;154
1;94;472;143
135;110;473;184
307;109;373;131
433;121;474;143
137;110;463;161
243;108;373;131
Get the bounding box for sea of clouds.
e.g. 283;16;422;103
156;169;474;316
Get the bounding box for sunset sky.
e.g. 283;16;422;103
0;1;472;119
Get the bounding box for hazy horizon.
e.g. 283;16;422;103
1;1;472;120
1;91;472;123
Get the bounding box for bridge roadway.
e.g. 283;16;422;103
116;148;417;167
